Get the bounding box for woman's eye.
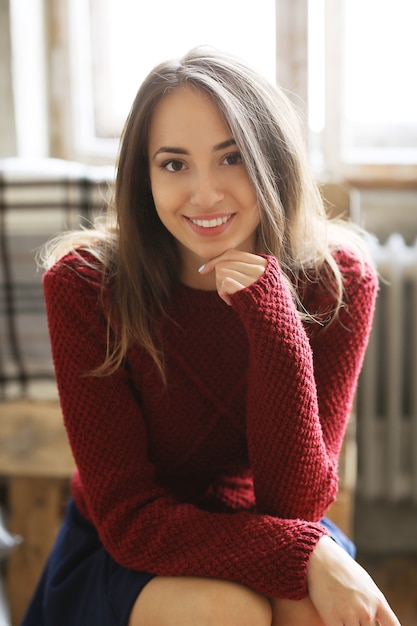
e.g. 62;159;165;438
163;159;185;172
222;152;243;166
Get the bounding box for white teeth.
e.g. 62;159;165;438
190;215;231;228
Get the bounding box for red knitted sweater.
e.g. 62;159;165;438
43;249;377;600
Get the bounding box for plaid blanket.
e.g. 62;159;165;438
0;158;114;400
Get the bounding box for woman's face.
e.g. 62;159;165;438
148;86;260;285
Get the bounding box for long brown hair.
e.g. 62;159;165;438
40;47;368;378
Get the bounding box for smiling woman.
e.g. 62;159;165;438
20;47;399;626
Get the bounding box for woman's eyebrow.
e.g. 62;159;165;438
213;138;237;151
152;138;237;160
152;146;189;159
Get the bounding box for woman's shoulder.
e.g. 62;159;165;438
45;248;105;278
300;245;376;293
43;248;108;294
332;245;378;289
300;246;378;330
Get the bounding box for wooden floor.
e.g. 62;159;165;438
357;553;417;626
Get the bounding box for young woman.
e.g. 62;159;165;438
22;48;400;626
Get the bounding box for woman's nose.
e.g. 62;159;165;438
190;171;224;209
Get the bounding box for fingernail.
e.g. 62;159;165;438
198;264;206;273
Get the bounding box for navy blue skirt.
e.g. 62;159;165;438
20;498;355;626
20;499;156;626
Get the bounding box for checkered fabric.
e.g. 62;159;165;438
0;158;114;400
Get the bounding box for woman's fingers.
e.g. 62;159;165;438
199;249;267;305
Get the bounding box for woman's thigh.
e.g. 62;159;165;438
128;576;273;626
270;596;325;626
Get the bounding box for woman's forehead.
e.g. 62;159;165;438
148;86;232;153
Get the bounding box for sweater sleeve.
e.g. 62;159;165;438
43;253;327;600
230;250;377;521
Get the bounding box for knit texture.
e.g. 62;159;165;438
43;249;377;600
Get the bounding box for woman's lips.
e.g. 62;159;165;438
186;213;234;236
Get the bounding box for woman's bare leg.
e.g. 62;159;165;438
128;576;273;626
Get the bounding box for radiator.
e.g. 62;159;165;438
356;233;417;504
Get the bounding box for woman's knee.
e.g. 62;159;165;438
129;576;272;626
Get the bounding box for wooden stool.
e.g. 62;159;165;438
0;401;74;626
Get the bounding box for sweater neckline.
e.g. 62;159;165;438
172;281;228;312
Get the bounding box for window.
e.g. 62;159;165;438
342;0;417;164
9;0;417;184
308;0;417;182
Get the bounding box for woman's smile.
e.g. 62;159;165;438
185;213;235;235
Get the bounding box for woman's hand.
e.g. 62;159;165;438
198;249;267;305
307;535;401;626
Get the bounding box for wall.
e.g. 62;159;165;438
360;189;417;244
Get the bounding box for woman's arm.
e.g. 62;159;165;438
210;249;377;521
204;250;400;626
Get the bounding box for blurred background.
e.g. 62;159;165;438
0;0;416;624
